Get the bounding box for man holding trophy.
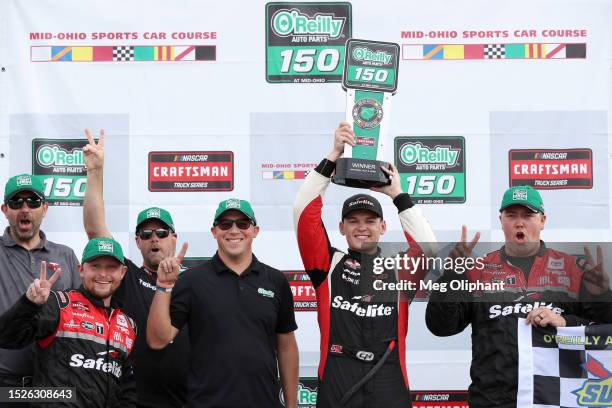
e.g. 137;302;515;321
293;37;437;408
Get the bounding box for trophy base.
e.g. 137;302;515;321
332;158;391;189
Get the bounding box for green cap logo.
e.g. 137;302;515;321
16;176;32;186
500;185;544;214
214;198;257;225
82;237;125;265
136;207;175;232
4;174;45;201
271;9;345;39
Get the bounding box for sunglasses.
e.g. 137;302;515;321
214;219;253;231
138;228;171;240
6;197;43;210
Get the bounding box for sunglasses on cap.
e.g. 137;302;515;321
214;219;253;231
137;228;171;240
6;197;43;210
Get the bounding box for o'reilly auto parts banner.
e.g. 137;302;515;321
509;148;593;189
265;2;351;83
395;137;466;204
32;139;88;206
148;151;234;192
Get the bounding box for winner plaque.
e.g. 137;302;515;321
333;39;400;188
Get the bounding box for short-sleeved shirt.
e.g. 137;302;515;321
170;252;297;408
113;258;189;408
0;227;80;377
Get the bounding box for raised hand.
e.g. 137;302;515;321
157;242;189;288
449;225;481;264
328;122;355;162
82;129;105;172
371;163;402;199
582;245;610;296
26;261;61;305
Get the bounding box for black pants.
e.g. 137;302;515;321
317;356;411;408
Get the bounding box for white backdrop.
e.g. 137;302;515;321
1;0;611;391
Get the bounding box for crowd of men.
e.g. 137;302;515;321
0;124;610;408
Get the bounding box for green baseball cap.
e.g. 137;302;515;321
213;198;256;225
4;174;45;201
135;207;175;232
500;185;544;214
82;237;125;265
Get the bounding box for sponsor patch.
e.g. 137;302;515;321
509;148;593;189
81;321;94;330
395;137;466;204
284;271;316;311
148;151;234;192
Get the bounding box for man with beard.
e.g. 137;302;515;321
0;237;137;407
0;174;81;404
82;129;188;408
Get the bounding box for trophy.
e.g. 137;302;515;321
332;39;400;188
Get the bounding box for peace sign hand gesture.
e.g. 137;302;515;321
83;129;105;172
449;225;481;272
157;243;189;288
582;245;610;296
26;261;61;305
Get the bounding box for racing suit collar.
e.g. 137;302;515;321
347;247;382;262
500;240;547;262
77;285;124;310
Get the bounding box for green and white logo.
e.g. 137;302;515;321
395;137;466;204
399;143;460;166
16;176;32;186
266;2;352;84
352;47;392;64
352;98;383;129
271;9;345;39
32;139;89;207
258;288;275;298
36;144;85;167
98;241;114;253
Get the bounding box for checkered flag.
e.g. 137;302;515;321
484;44;505;59
113;46;134;61
518;320;612;407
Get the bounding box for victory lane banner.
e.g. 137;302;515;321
148;151;233;192
32;139;89;206
395;136;466;204
283;271;316;311
265;2;352;83
509;148;593;189
280;378;318;408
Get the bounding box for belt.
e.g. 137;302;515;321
0;375;33;387
329;340;397;405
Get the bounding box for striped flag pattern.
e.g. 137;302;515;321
31;45;216;62
401;43;586;60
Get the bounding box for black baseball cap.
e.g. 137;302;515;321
342;194;383;219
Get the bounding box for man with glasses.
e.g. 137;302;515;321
82;130;188;408
147;198;299;408
0;174;81;402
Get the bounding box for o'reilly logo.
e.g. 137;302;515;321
489;302;564;319
352;47;392;64
69;353;122;378
146;208;161;218
332;295;393;317
271;9;345;39
399;143;459;166
98;241;114;253
36;144;84;167
16;176;32;186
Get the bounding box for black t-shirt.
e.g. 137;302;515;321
170;253;297;408
114;258;189;408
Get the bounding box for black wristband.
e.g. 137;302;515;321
315;158;336;178
393;193;414;212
